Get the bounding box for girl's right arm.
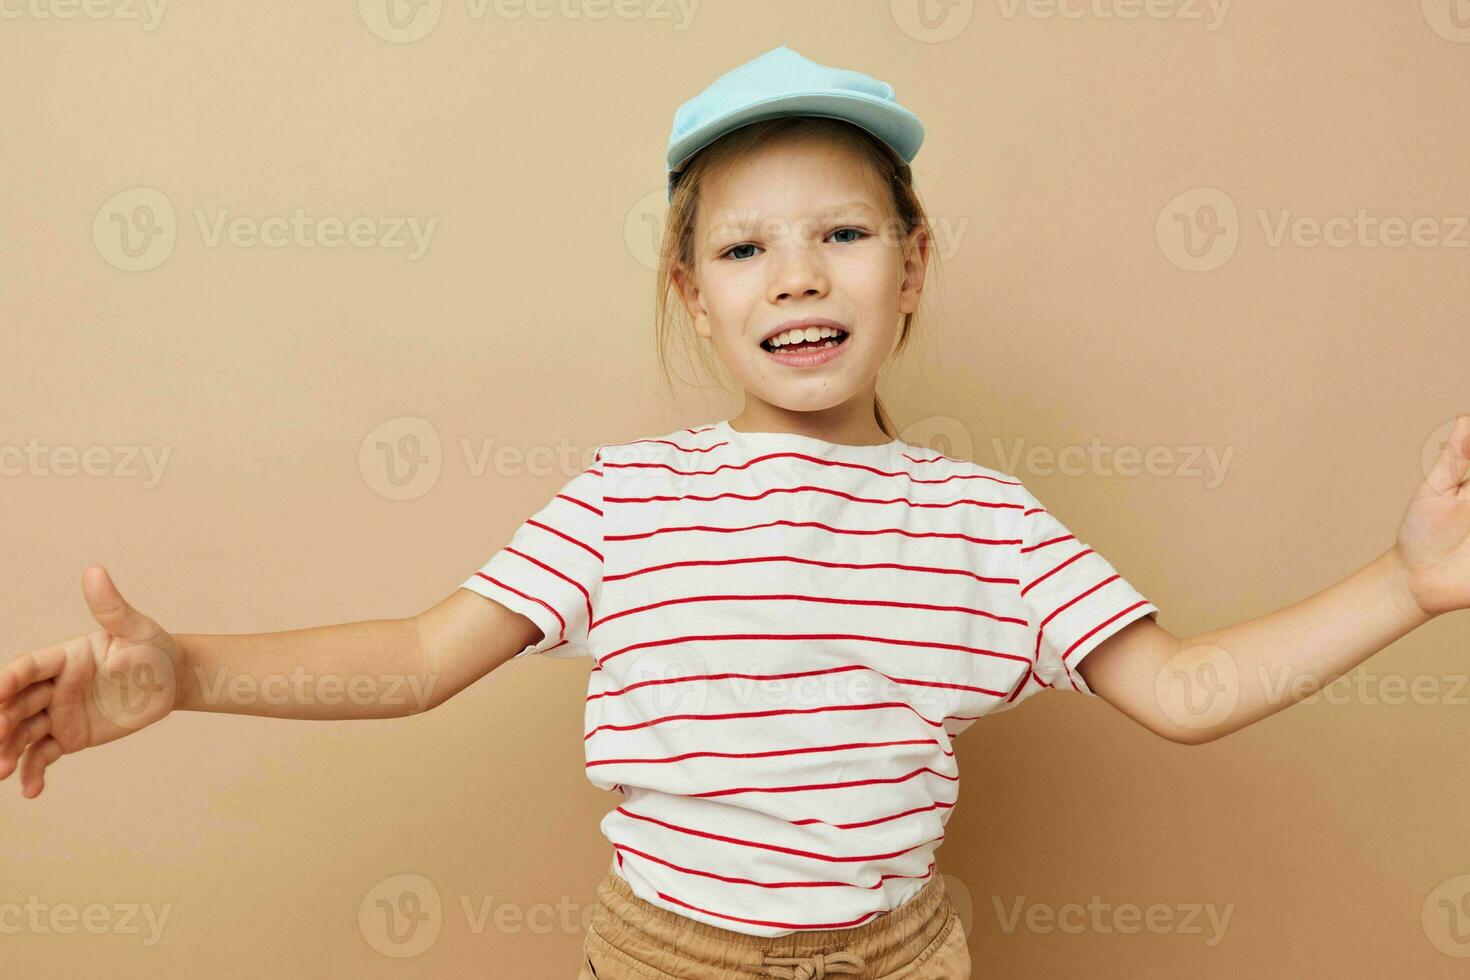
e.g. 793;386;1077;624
176;585;538;720
0;564;540;798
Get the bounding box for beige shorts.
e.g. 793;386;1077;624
575;863;971;979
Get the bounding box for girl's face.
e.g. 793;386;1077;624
674;134;928;433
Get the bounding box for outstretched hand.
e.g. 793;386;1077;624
1395;415;1470;620
0;566;183;798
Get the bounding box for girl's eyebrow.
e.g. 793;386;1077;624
706;200;880;239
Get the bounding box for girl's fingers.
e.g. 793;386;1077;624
0;711;53;781
1426;415;1470;496
0;679;55;742
0;645;67;703
19;734;64;798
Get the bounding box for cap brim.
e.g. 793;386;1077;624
665;89;924;179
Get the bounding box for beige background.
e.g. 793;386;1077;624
3;2;1469;976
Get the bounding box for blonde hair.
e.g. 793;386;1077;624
655;116;938;439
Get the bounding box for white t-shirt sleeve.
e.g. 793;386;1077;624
1014;482;1158;698
459;448;605;660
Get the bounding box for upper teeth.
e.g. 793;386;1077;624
765;326;846;348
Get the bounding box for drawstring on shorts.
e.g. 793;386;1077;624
758;947;866;979
587;862;954;978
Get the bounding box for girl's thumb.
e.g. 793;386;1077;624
83;564;158;642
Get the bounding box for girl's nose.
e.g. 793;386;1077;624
768;254;829;302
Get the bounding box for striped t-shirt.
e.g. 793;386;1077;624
460;418;1159;938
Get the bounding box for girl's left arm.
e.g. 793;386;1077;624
1076;415;1470;745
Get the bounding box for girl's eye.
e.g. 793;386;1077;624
719;227;869;261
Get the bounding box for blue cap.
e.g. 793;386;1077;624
665;45;925;202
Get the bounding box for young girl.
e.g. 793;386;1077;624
2;45;1466;979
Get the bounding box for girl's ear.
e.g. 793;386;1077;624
672;262;712;337
897;226;930;316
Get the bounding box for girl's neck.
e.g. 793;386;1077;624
726;407;891;447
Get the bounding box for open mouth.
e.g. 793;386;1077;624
760;329;850;354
